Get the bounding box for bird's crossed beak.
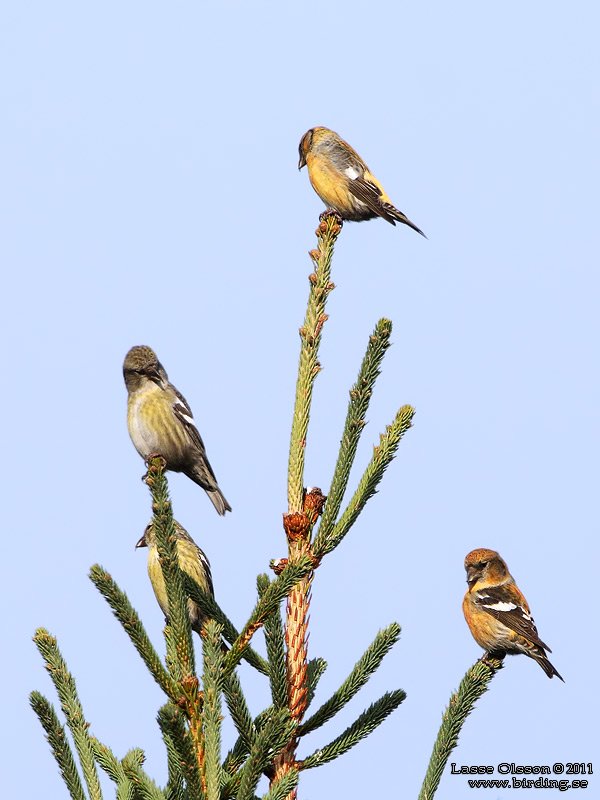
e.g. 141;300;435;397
465;566;480;587
135;535;146;549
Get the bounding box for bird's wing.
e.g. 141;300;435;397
171;388;214;461
346;173;397;224
198;549;215;597
171;390;201;443
171;389;219;483
327;142;365;174
474;585;551;651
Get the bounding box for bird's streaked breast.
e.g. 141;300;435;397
127;386;188;465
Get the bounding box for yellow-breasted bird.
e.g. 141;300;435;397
298;126;425;236
136;520;214;636
123;345;231;515
463;548;563;681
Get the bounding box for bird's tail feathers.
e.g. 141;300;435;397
536;652;564;682
185;464;232;515
207;488;232;516
384;203;427;238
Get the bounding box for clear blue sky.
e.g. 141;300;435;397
3;3;598;798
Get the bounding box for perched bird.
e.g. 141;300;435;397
298;126;425;236
463;548;563;681
123;345;231;515
136;520;214;636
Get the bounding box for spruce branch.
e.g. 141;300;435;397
314;404;415;559
304;658;327;712
299;689;406;770
261;767;300;800
222;737;251;783
89;738;121;783
318;318;393;540
89;565;180;702
274;538;314;800
156;704;186;800
122;748;146;766
180;681;206;796
222;705;281;786
223;670;256;755
222;706;283;784
236;709;297;800
33;208;425;800
223;556;314;676
418;657;503;800
298;623;401;737
284;571;311;724
202;620;225;800
288;214;341;513
157;704;204;799
116;782;136;800
89;738;136;800
33;629;104;800
145;458;196;682
120;751;165;800
182;575;269;675
29;691;86;800
258;574;287;709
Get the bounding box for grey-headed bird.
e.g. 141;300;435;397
298;126;425;236
123;345;231;515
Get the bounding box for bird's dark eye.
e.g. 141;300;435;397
479;561;488;568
